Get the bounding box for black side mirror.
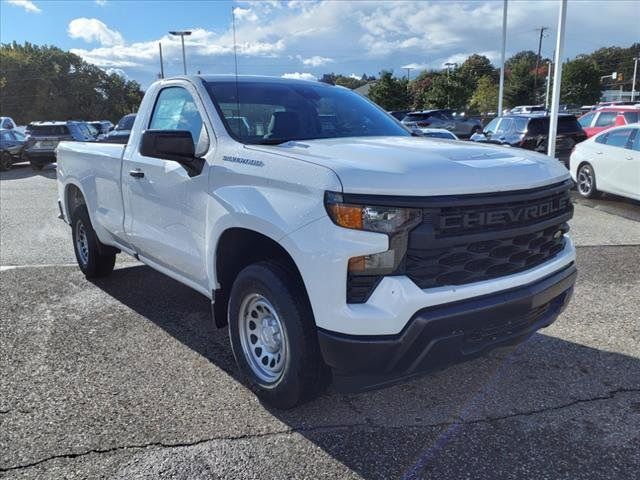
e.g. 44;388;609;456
140;130;203;176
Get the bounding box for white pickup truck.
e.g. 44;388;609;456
57;75;577;408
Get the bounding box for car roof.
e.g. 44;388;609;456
192;74;333;87
595;106;640;112
501;113;574;119
28;121;82;126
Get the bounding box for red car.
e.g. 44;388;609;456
578;107;640;138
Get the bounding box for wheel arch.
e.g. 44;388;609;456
212;227;311;328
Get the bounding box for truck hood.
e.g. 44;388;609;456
249;136;570;196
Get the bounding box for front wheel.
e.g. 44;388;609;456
577;163;600;199
228;261;328;409
0;152;12;171
70;205;116;278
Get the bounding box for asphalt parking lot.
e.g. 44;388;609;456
1;163;639;479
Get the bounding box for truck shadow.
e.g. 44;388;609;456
0;162;57;180
92;264;640;480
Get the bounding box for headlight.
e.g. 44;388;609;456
325;192;422;276
324;192;422;234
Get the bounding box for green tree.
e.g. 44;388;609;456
367;70;411;110
415;73;468;110
0;42;143;125
469;75;499;117
560;56;602;105
505;58;536;107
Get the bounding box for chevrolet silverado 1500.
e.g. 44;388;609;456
57;75;577;408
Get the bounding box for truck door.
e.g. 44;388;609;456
122;84;211;288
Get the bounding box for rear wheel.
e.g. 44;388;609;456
70;205;116;278
228;261;328;409
577;163;600;198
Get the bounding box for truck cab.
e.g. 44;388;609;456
57;75;576;408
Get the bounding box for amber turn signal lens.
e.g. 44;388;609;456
327;204;363;229
348;256;366;272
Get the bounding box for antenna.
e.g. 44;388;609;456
232;8;241;119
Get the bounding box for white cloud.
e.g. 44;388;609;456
401;63;428;70
104;67;127;78
95;0;107;5
233;7;258;22
298;55;333;67
7;0;41;13
68;18;124;46
282;72;317;81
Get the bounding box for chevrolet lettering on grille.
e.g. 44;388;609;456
440;195;571;230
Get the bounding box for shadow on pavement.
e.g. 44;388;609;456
92;264;640;480
0;162;57;180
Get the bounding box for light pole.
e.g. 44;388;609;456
444;62;456;108
632;56;638;102
169;30;192;75
498;0;508;116
547;0;567;159
405;67;413;81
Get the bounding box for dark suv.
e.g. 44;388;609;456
24;121;95;170
470;114;587;165
402;109;482;138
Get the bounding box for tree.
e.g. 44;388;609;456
504;58;536;107
0;42;143;125
414;73;468;110
469;75;499;117
560;56;602;105
367;70;411;110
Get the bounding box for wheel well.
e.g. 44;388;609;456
65;184;85;217
213;228;307;328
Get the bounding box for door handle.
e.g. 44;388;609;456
595;151;603;155
129;169;144;178
626;156;633;161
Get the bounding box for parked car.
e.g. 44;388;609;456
102;114;136;144
577;107;640;138
420;128;459;140
57;75;577;408
0;128;27;171
402;109;482;138
88;120;114;139
470;114;587;165
570;124;639;201
508;105;546;114
0;116;18;130
24;121;95;170
388;110;411;121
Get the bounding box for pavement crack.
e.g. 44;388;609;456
2;388;638;473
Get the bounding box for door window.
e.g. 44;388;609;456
149;87;209;154
631;130;640;152
0;131;12;141
594;111;617;127
578;112;595;128
483;118;500;135
603;128;633;148
623;111;639;124
496;118;513;134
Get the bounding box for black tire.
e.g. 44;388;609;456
70;205;116;278
576;162;600;199
30;161;44;171
0;152;12;171
228;260;328;409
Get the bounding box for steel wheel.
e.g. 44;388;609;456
577;164;594;196
75;220;90;267
238;293;287;383
0;152;11;171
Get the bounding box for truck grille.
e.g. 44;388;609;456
346;180;573;303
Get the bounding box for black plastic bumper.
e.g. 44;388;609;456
318;263;576;391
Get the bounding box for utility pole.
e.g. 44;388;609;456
547;0;567;159
545;61;552;110
632;56;638;102
498;0;508;116
158;42;164;79
533;26;548;103
444;62;456;108
169;30;192;75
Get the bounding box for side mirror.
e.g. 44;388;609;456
140;130;203;176
410;128;424;137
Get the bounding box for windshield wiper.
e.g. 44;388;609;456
254;138;291;145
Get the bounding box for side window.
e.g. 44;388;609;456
149;87;209;154
0;131;11;141
631;130;640;152
496;118;513;134
483;118;500;134
578;112;595;128
594;112;617;127
603;128;632;148
595;132;608;144
623;111;639;124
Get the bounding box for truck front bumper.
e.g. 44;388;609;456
318;263;576;391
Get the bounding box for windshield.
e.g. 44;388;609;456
116;115;135;131
205;80;410;144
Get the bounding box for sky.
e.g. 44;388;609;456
1;0;638;87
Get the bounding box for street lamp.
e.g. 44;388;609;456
169;30;192;75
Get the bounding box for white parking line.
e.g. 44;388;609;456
0;263;78;272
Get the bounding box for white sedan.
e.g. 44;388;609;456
569;124;640;200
